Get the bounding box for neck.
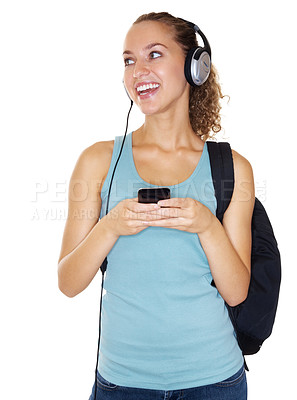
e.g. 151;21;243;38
136;110;201;153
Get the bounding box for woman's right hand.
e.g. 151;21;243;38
102;197;160;237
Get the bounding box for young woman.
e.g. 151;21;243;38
58;12;255;400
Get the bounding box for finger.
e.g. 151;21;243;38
143;217;186;226
135;212;160;221
127;208;161;220
129;201;160;213
157;197;186;208
148;207;182;218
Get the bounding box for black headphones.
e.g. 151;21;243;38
181;18;212;86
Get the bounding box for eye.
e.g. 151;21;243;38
149;51;162;59
124;58;135;67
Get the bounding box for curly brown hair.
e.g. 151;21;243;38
133;12;225;141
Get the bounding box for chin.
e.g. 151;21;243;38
138;103;161;116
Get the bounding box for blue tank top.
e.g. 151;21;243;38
98;131;243;390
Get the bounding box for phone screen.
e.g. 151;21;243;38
138;188;171;203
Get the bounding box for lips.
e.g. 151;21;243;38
135;82;160;99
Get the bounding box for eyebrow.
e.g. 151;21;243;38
123;42;168;56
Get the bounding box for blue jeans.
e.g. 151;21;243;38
89;365;247;399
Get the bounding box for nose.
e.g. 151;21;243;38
133;60;150;79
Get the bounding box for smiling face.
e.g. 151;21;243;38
123;21;190;116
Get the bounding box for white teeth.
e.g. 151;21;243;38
136;83;160;92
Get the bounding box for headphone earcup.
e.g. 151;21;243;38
184;47;198;86
184;46;211;86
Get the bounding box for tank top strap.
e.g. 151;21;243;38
99;133;131;219
100;133;128;196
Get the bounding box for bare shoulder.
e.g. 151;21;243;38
75;139;115;191
231;149;254;179
79;139;114;168
230;148;255;204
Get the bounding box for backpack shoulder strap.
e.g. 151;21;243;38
206;141;235;223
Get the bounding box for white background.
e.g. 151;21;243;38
1;0;296;398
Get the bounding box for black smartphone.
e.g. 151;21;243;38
138;187;171;204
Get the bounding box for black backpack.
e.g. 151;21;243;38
206;141;281;370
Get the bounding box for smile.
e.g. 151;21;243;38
136;83;160;97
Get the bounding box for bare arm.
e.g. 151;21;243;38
57;141;118;297
198;150;255;306
57;141;158;297
58;219;120;298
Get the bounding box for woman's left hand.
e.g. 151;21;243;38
141;197;215;234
